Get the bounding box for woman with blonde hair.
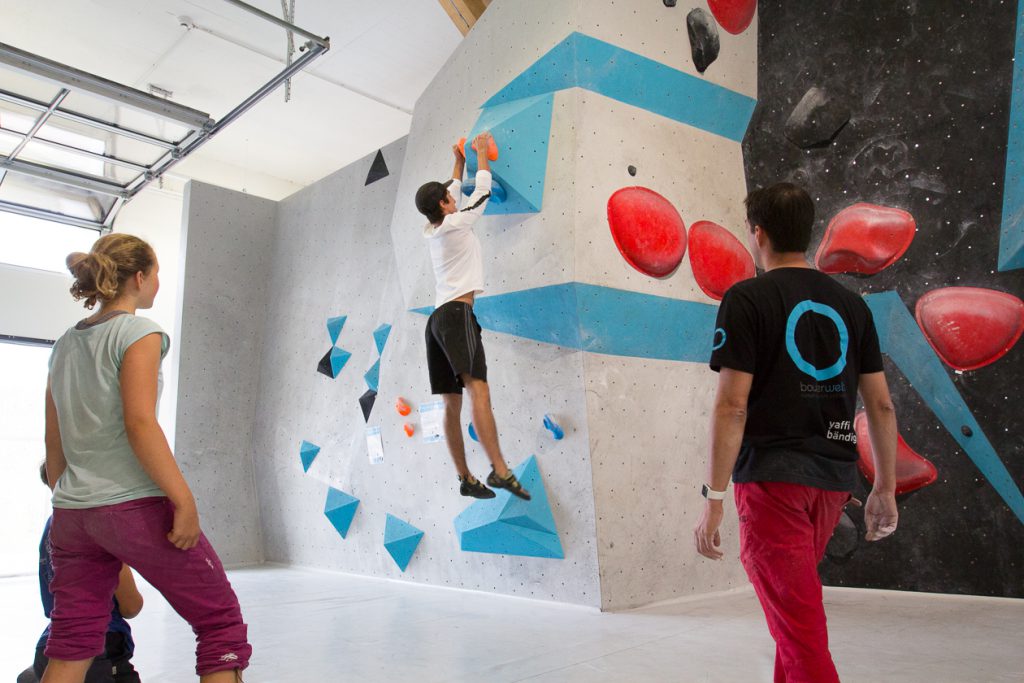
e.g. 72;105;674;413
41;233;250;682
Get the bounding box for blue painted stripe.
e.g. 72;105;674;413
1000;0;1024;271
413;282;718;362
866;291;1024;523
484;32;757;142
575;284;718;361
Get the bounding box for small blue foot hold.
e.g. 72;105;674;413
468;422;479;442
543;414;564;440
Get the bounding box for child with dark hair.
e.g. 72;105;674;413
18;464;143;683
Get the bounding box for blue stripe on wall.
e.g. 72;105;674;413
865;291;1024;523
483;32;757;143
413;282;718;362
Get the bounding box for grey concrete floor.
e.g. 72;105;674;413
4;565;1022;682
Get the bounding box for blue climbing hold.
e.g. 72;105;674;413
373;324;392;356
364;358;381;392
468;422;479;442
453;455;563;559
324;488;360;539
462;178;508;204
299;440;320;473
330;347;351;376
327;316;347;345
543;414;564;440
383;514;424;572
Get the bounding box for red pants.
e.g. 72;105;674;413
735;481;849;683
47;497;251;675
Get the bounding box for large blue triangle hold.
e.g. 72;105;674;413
299;440;320;473
384;514;424;572
463;93;554;216
327;316;347;345
364;358;380;392
324;488;360;539
453;455;564;559
372;324;392;356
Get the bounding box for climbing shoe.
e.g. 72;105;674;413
487;469;531;500
459;474;496;499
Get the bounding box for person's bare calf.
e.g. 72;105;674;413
461;376;509;477
442;393;470;478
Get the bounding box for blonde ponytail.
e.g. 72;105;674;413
67;234;155;309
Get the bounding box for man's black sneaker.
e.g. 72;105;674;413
459;475;496;499
487;469;531;500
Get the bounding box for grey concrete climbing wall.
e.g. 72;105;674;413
177;180;276;566
179;0;759;609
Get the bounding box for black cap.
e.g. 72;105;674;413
415;179;453;217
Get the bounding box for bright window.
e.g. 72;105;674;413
0;341;53;577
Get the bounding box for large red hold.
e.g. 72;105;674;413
607;187;687;278
815;203;916;275
915;287;1024;371
707;0;757;35
688;220;756;300
854;412;938;495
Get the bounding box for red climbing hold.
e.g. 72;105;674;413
915;287;1024;371
688;220;756;300
707;0;757;35
854;412;938;495
815;203;915;275
607;187;687;278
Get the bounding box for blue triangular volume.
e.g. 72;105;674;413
327;316;347;345
324;488;360;539
299;440;320;473
330;347;351;376
364;358;380;392
464;93;554;215
384;514;424;572
373;324;392;356
453;455;564;559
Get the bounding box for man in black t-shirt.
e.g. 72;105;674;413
693;183;899;683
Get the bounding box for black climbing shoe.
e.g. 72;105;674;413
487;469;531;500
460;475;496;499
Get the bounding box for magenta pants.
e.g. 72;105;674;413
735;481;849;683
46;497;251;675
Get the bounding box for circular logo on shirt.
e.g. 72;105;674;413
712;327;727;351
785;300;849;381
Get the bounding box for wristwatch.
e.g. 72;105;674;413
701;484;727;500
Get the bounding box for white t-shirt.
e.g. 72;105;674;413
423;170;492;307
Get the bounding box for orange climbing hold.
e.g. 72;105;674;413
403;423;415;437
396;397;412;416
459;136;499;161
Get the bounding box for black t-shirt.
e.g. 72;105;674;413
709;267;884;491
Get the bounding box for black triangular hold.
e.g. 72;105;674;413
359;389;378;422
364;149;390;185
317;348;335;378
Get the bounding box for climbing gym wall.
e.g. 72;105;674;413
386;0;757;610
248;130;602;606
745;0;1024;597
176;0;1023;610
177;180;277;565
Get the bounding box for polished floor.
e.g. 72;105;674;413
3;565;1022;682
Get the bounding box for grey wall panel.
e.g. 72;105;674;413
176;181;276;566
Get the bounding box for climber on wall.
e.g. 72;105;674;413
414;131;531;501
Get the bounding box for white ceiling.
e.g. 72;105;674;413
1;0;463;200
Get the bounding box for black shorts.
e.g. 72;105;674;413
426;301;487;394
